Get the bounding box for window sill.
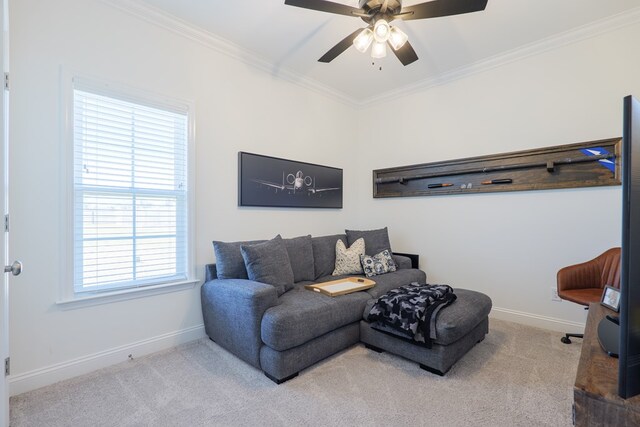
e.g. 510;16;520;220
56;279;199;310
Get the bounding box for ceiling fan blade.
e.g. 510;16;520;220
398;0;488;21
284;0;365;17
318;28;363;63
380;0;390;14
390;40;418;66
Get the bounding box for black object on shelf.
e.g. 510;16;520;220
606;314;620;325
597;316;620;358
481;179;513;185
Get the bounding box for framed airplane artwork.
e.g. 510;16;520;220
238;152;343;208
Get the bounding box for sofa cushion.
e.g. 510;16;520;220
346;227;391;256
213;239;265;279
283;235;315;282
363;288;492;346
360;250;397;277
333;238;365;275
261;285;370;351
363;268;427;299
311;234;347;279
430;289;492;345
314;274;352;283
241;235;294;295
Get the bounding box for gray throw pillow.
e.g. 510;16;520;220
346;227;392;256
283;235;315;282
213;239;265;279
241;235;295;296
311;234;347;279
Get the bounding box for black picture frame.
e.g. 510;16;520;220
238;152;343;209
601;285;621;312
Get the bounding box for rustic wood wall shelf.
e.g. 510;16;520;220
373;138;621;198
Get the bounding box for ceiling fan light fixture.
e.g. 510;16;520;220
373;19;390;42
370;41;387;59
353;28;374;53
286;0;489;66
389;26;408;51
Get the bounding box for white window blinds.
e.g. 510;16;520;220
73;86;189;293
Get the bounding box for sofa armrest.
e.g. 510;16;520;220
392;254;413;270
201;278;278;369
557;260;601;293
205;263;218;281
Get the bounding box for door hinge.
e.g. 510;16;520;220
4;357;9;376
3;72;8;90
4;214;8;232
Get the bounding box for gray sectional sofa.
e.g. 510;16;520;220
201;232;490;383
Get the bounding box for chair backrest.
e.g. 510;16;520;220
597;247;621;289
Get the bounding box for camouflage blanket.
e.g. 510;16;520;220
367;283;457;348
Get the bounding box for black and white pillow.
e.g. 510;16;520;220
332;238;365;275
360;250;397;278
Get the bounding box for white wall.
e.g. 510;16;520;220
8;0;357;394
355;21;640;330
8;0;640;396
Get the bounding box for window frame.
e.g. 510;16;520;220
58;73;197;307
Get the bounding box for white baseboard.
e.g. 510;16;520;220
490;306;585;333
9;324;206;396
8;310;582;396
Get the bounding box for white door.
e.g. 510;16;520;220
0;0;9;425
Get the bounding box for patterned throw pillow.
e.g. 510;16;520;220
332;238;365;275
360;250;397;278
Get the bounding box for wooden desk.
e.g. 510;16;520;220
574;303;640;426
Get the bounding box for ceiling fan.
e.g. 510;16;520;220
284;0;489;66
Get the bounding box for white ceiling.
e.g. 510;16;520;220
136;0;639;103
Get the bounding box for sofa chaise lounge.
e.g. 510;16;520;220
201;232;491;383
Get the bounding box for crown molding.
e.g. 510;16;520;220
99;0;360;107
100;1;640;109
358;6;640;107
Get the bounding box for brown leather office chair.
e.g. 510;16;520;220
557;247;621;344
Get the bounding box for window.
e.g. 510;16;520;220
72;84;190;294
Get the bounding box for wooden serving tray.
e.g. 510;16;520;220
305;277;375;297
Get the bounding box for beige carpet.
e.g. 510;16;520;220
10;319;581;426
